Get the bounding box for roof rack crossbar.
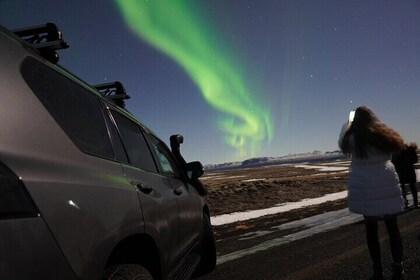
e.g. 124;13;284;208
94;81;131;108
13;22;69;63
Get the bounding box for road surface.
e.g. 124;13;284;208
198;207;420;280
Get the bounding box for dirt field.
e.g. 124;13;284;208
201;158;420;242
201;161;350;216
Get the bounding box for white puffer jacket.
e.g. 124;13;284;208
339;124;404;216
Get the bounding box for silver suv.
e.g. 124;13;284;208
0;23;216;280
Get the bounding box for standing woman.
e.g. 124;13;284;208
339;106;405;280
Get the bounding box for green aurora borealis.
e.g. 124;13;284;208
114;0;273;157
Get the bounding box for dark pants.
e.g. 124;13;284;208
364;215;403;270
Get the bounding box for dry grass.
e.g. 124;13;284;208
201;163;349;216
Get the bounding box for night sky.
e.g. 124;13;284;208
2;1;420;164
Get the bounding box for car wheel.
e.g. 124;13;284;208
104;264;153;280
194;213;216;277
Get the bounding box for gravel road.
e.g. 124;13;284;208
197;207;420;280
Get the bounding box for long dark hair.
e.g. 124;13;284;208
340;106;404;158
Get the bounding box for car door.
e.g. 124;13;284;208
143;132;202;256
108;109;181;270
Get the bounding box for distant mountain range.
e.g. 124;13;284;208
204;150;346;171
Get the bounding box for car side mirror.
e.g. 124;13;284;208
186;161;204;180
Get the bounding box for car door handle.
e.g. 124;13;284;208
173;187;183;196
136;183;153;194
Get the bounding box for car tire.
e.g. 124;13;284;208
194;213;216;277
104;264;153;280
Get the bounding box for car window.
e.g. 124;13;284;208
111;110;157;172
144;133;179;176
21;57;114;159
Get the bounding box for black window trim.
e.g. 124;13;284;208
99;100;129;163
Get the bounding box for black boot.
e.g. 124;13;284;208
391;263;404;280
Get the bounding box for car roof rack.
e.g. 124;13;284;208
94;81;131;108
13;22;69;64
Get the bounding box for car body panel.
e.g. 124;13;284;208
168;177;203;258
119;164;181;274
0;217;78;279
0;23;214;280
0;44;144;279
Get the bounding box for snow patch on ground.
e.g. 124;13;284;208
212;191;348;226
294;164;349;172
241;178;266;182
